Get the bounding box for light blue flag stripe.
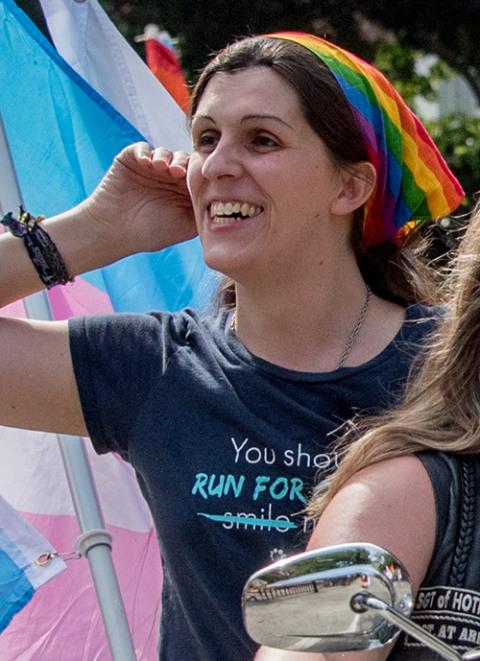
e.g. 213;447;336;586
0;533;34;633
0;0;212;312
0;504;66;634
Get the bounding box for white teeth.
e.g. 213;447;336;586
210;200;262;223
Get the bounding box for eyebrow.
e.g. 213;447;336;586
192;113;294;130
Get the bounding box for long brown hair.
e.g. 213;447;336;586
309;204;480;518
189;36;437;308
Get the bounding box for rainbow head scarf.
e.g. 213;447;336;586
268;31;464;248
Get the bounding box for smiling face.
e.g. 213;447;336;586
187;66;349;284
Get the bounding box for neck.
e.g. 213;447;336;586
231;259;404;372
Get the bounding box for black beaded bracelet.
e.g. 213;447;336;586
1;207;74;289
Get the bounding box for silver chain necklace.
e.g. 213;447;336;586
229;284;373;370
335;285;372;369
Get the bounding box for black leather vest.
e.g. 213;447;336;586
390;452;480;659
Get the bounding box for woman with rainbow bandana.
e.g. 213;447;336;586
0;32;463;659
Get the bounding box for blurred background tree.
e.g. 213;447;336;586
16;0;480;243
98;0;480;98
99;0;480;203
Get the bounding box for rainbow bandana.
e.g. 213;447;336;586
269;31;464;247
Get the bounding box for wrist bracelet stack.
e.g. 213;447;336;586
1;207;73;289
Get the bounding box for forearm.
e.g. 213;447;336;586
0;144;196;309
0;204;131;308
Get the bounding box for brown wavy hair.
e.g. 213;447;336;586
309;204;480;518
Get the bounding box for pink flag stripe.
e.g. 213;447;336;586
0;514;162;660
0;428;154;531
48;277;114;319
2;300;26;318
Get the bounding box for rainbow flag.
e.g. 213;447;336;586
271;32;464;247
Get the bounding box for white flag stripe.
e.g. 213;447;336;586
39;0;191;150
0;494;66;588
0;427;153;532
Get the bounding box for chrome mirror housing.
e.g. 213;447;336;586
243;542;413;653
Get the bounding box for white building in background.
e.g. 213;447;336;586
415;54;479;119
438;75;479;116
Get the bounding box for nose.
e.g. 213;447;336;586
201;138;244;181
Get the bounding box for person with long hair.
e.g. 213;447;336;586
0;32;462;659
257;208;480;659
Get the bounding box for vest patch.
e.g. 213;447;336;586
403;585;480;650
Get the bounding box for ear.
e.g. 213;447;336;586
330;162;377;216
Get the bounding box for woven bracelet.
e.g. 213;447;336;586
1;207;74;289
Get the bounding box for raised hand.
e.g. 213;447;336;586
80;142;198;255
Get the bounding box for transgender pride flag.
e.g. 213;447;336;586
0;494;65;634
0;0;212;657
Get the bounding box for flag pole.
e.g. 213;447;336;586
0;114;137;661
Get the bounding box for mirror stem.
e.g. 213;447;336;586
355;594;462;661
461;649;480;659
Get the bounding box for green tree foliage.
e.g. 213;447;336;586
418;114;479;260
101;0;379;82
373;42;452;107
101;0;480;101
13;0;478;259
425;114;480;211
356;0;480;104
19;0;479;224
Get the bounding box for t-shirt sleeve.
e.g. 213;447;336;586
68;311;189;458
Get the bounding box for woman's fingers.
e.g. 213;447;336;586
131;141;154;163
122;143;189;180
152;148;189;178
151;146;173;167
169;151;190;177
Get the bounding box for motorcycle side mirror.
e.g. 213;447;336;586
242;542;412;654
243;543;471;660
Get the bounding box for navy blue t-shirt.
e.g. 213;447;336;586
69;305;439;660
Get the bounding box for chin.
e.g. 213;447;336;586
201;240;263;281
204;255;236;277
202;246;237;271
